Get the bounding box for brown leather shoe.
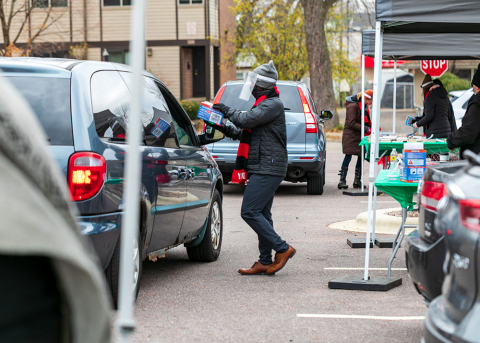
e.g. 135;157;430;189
238;262;270;275
266;245;296;275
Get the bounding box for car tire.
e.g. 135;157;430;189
186;189;223;262
105;232;143;309
307;170;324;195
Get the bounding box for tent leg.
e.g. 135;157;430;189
328;21;401;291
393;60;397;134
361;55;365;192
117;0;147;341
363;21;384;281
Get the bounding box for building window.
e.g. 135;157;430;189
33;0;68;8
109;51;130;64
179;0;203;4
104;0;130;6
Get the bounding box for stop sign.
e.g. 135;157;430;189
421;60;448;78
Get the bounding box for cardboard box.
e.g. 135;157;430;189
403;149;426;167
401;166;426;182
197;101;224;125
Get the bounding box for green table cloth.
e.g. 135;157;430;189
359;137;450;159
374;169;418;210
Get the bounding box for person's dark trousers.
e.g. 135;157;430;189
241;174;289;265
341;154;361;170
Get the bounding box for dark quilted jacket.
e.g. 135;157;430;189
221;97;288;177
448;91;480;156
416;86;456;138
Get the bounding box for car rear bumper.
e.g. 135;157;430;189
424;296;478;343
405;230;445;302
77;212;122;270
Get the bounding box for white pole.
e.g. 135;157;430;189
361;55;365;192
117;0;146;341
364;21;383;281
393;59;397;134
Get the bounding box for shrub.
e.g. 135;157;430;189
438;72;471;93
180;100;201;121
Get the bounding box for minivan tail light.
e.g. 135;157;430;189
68;152;106;201
297;86;317;134
213;85;226;104
420;181;447;212
459;200;480;232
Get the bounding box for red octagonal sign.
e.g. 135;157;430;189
421;60;448;78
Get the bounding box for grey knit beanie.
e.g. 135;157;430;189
253;60;278;89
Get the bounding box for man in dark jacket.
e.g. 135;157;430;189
212;61;296;275
413;76;456;138
447;64;480;155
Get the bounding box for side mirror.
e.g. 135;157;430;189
321;110;333;120
199;124;225;145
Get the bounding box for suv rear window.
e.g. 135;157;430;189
7;76;72;145
219;84;303;112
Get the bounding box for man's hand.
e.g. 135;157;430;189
205;121;227;134
212;103;231;116
413;123;418;129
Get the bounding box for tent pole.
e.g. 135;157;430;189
361;55;365;192
364;20;383;281
393;59;397;134
117;0;146;341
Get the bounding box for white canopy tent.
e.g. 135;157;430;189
363;0;480;284
328;0;480;290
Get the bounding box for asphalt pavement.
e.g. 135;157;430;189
125;141;427;343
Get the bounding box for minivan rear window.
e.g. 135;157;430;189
7;77;72;145
219;84;303;112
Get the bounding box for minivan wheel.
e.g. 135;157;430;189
105;233;143;309
307;171;324;195
186;189;223;262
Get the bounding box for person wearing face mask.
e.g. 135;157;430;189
211;61;296;276
338;89;373;190
447;64;480;156
412;75;456;138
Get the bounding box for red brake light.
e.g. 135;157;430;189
420;181;447;212
459;200;480;232
213;85;226;104
68;152;106;201
297;86;317;134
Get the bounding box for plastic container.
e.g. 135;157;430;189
390;148;398;169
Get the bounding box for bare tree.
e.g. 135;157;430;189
0;0;68;56
301;0;339;129
301;0;372;129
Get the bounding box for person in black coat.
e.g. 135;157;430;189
447;64;480;156
413;75;456;138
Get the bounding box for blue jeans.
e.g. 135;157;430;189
241;174;289;265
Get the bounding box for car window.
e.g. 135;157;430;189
307;89;318;114
91;71;133;141
119;73;179;148
157;86;196;147
7;76;72;145
218;84;303;112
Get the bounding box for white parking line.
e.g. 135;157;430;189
324;267;408;271
297;314;425;321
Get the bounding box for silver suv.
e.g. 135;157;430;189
206;80;332;195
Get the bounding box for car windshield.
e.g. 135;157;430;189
7;76;72;145
219;84;303;112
